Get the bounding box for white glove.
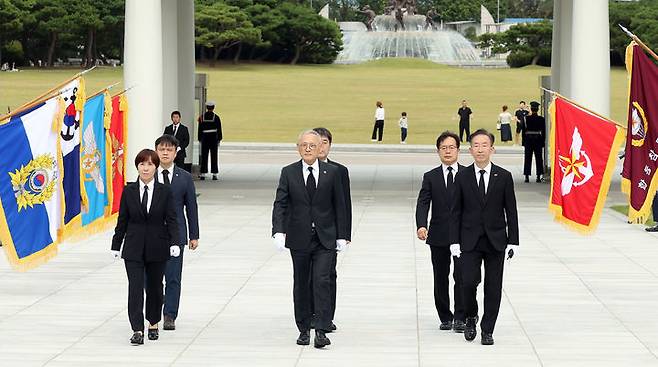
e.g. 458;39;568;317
170;245;181;257
506;244;518;260
449;244;461;258
110;250;121;259
336;239;348;252
273;233;286;252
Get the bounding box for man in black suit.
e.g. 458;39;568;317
450;129;519;346
163;111;190;170
197;101;223;180
312;127;352;331
272;130;348;349
154;135;200;331
415;131;466;333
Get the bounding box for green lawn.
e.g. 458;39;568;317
1;59;630;144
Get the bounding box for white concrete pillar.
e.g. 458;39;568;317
162;0;179;130
177;0;196;165
569;0;610;117
550;0;562;93
124;0;163;179
557;0;573;98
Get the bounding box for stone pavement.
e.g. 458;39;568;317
0;147;657;367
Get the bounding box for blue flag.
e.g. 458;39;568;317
81;93;110;227
0;98;64;270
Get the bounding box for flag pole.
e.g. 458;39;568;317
540;87;627;130
619;24;658;62
0;89;69;123
10;66;97;114
87;82;121;100
111;85;136;98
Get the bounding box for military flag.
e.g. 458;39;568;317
548;96;625;233
622;42;658;223
109;94;128;216
0;98;64;270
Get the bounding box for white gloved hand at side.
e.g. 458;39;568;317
170;245;181;257
506;244;518;260
449;244;461;258
273;233;286;252
336;239;348;252
110;250;121;259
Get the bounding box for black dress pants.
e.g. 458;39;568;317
430;246;464;323
200;139;219;174
523;143;544;176
460;236;505;334
459;121;470;142
125;259;167;332
310;249;338;322
290;235;335;332
371;120;384;141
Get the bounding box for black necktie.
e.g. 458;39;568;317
141;185;149;214
478;169;486;200
173;125;177;136
306;167;316;200
446;166;454;196
162;169;170;185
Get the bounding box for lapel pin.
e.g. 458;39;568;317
323;170;327;174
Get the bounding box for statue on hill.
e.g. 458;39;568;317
358;5;376;31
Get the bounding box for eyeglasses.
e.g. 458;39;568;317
298;143;318;150
439;145;458;151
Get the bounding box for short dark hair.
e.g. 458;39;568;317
171;110;181;118
436;131;460;149
155;134;180;149
134;149;160;168
401;112;407;116
469;129;495;145
313;127;333;144
520;101;526;104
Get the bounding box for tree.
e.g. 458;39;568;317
478;20;552;67
0;0;24;66
195;2;261;65
273;2;343;64
244;3;285;60
33;0;76;66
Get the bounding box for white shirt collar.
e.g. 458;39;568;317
474;162;492;175
139;178;154;191
302;159;319;172
443;162;459;173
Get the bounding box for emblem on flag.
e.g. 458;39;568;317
557;127;594;196
9;154;58;211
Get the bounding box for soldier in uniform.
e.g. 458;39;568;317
197;101;223;181
523;101;546;183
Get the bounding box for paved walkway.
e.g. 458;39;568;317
0;148;656;366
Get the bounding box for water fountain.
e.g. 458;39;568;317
336;14;482;66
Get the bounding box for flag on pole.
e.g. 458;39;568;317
0;99;64;270
109;94;127;216
59;78;87;236
548;96;625;233
621;42;658;223
80;92;112;230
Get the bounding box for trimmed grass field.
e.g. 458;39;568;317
1;59;630;144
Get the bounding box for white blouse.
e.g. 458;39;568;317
498;112;512;125
375;107;385;121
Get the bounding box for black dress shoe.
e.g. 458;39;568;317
536;176;542;183
524;175;529;183
439;321;453;330
297;331;310;345
163;316;175;331
314;330;331;348
130;331;144;345
326;322;337;333
646;225;658;232
212;174;218;181
453;320;465;333
148;328;159;340
481;332;494;345
464;317;477;341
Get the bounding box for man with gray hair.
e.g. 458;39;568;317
272;130;348;348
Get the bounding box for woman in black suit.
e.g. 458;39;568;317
111;149;180;345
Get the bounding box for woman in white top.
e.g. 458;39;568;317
372;101;385;142
498;105;513;142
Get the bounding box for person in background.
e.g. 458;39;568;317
399;112;409;144
372;101;385;142
514;101;529;146
498;105;513;143
163;111;190;170
522;101;546;183
198;101;223;181
457;100;473;143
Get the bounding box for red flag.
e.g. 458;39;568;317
548;97;624;233
109;94;127;215
622;42;658;222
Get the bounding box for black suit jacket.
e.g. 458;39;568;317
327;159;352;241
415;164;466;247
111;182;180;262
155;166;199;244
449;163;519;252
164;124;190;158
272;160;347;250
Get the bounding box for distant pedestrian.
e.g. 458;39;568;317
523;101;546;183
498;105;513;143
399;112;408;144
457;100;472;142
514;101;529;146
371;101;385;142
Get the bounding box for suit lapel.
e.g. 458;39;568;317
151;183;163;217
468;165;485;207
134;183;147;219
485;164;500;206
295;161;311;203
437;166;449;202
